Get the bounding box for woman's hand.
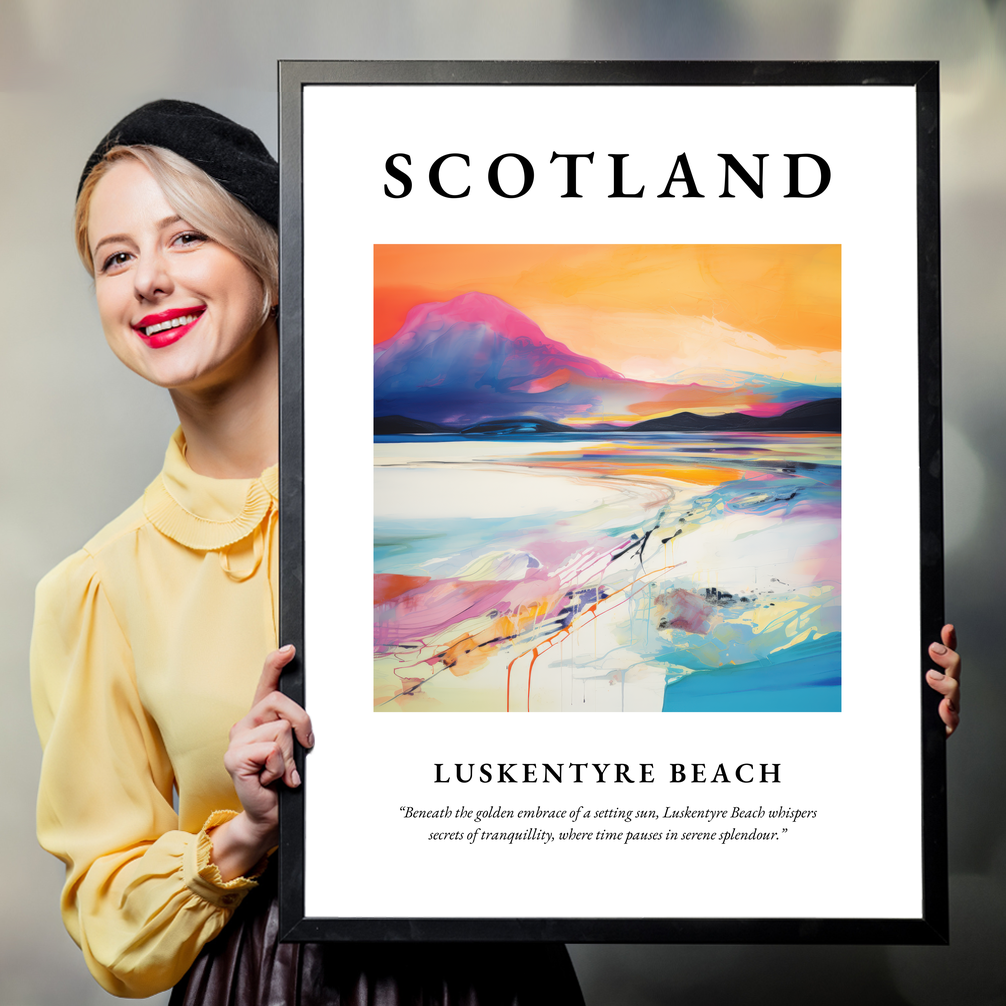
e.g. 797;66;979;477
926;624;961;737
209;645;314;881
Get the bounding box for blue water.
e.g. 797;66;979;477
376;432;841;713
661;633;841;712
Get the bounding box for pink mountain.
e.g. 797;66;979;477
374;292;835;428
374;292;623;427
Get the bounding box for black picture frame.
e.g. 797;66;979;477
277;60;945;944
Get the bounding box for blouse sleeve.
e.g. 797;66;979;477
31;549;262;998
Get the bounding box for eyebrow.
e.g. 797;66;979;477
91;215;185;258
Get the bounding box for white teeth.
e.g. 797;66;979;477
142;313;199;337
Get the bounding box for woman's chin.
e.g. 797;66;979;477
110;322;273;395
122;353;219;392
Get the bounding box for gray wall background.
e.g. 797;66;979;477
2;2;1003;1003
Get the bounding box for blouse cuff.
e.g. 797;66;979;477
183;810;269;909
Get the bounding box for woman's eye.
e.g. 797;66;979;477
173;231;208;248
101;251;132;273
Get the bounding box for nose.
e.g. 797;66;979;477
133;247;173;303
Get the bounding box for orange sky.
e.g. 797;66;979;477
375;245;840;387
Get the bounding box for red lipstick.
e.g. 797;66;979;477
132;306;205;349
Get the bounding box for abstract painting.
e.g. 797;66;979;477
374;245;841;713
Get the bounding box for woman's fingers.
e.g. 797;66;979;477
242;644;314;749
230;719;302;788
924;680;960;736
224;645;312;810
929;636;960;674
258;741;289;787
925;668;959;704
224;738;288;788
255;691;314;749
252;644;297;707
928;631;961;683
941;623;958;654
232;689;314;750
942;700;961;736
927;623;961;737
218;647;309;846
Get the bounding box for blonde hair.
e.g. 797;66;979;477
75;145;278;323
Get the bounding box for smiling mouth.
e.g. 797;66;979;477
136;308;205;338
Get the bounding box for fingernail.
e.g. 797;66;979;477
280;644;295;654
927;669;944;680
931;643;947;655
306;732;315;748
292;768;301;787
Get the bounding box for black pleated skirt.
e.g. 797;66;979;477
169;869;585;1006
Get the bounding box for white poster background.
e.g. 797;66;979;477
301;84;920;920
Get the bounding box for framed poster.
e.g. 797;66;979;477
277;61;946;943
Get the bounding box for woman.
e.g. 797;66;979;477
33;99;963;1003
31;100;586;1003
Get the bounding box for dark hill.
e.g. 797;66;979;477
762;398;841;431
628;398;841;433
375;415;453;435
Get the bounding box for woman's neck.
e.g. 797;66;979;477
169;320;280;479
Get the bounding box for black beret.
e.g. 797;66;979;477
77;99;278;228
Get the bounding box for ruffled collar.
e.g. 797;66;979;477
143;428;278;551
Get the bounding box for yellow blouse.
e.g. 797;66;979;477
31;429;279;998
